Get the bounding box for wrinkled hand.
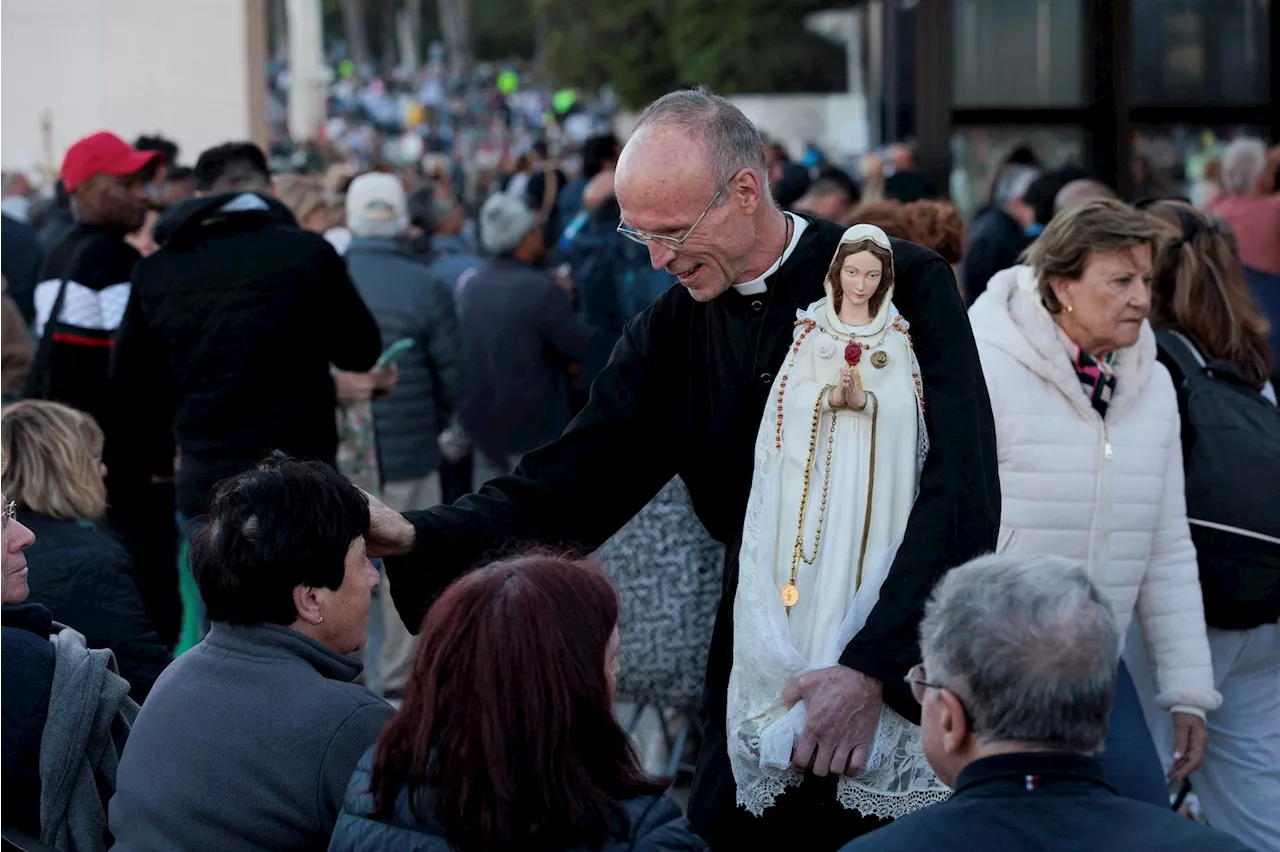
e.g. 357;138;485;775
361;489;417;557
782;665;883;777
1169;712;1207;782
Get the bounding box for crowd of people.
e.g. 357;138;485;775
1;78;1278;852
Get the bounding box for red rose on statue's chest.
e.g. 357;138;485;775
844;342;862;366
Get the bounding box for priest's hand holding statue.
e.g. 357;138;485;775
728;224;946;818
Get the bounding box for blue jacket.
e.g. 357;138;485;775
328;748;707;852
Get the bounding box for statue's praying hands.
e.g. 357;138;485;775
831;365;866;411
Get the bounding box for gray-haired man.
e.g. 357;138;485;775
842;554;1249;852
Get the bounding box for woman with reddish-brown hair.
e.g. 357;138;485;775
328;553;706;852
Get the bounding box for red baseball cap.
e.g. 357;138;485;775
60;132;165;192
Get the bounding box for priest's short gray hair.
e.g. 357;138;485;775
919;553;1119;753
634;87;769;203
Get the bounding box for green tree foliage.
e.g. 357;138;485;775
318;0;846;109
536;0;846;107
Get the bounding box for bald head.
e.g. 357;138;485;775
614;89;783;303
1054;179;1116;215
627;88;768;196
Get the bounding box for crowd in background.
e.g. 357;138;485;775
0;65;1278;852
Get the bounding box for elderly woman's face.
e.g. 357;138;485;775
1051;244;1153;356
1;493;36;605
319;536;380;655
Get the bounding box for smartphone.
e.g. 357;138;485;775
375;338;415;370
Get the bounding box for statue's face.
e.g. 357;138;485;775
837;249;884;312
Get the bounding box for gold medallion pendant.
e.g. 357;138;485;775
780;584;800;607
871;350;889;369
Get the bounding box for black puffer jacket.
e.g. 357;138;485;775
20;512;170;701
1;603;55;836
328;748;707;852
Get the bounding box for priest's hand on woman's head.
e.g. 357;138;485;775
360;489;417;557
783;665;884;778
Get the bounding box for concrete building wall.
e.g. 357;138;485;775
1;0;267;175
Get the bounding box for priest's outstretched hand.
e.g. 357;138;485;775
782;665;884;777
362;489;417;557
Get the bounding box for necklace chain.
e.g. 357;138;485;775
785;383;838;610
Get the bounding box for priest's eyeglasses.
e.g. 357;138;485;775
617;188;724;248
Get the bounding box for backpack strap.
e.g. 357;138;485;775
24;238;102;400
1155;329;1204;389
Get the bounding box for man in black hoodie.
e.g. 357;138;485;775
111;143;382;526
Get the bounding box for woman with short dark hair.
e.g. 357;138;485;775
109;456;393;852
328;553;705;852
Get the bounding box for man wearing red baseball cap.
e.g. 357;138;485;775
28;131;162;413
26;131;174;646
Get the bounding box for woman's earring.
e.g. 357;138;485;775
1065;304;1074;314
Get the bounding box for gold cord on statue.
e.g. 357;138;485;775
781;389;880;610
782;384;838;610
853;391;879;591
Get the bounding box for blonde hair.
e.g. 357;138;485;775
1;401;107;519
1023;197;1163;314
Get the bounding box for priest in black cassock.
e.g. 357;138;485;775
368;89;1000;850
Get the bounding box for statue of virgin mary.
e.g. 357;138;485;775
727;224;950;818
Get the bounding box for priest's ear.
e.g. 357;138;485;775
730;166;767;215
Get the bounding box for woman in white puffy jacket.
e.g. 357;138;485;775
968;198;1221;807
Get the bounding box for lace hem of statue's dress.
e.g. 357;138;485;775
732;704;952;818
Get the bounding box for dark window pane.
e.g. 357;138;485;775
952;0;1084;107
1132;0;1270;104
950;125;1085;218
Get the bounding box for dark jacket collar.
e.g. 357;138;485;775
2;602;53;637
955;752;1114;797
154;191;298;247
204;622;364;682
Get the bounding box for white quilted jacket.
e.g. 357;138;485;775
969;266;1221;716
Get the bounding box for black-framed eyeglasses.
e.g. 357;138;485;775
905;663;978;731
617;187;724;248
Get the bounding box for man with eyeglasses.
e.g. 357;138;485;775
367;87;1000;848
842;553;1248;852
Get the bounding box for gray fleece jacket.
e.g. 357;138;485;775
108;623;393;852
39;624;138;852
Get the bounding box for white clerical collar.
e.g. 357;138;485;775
732;213;808;296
